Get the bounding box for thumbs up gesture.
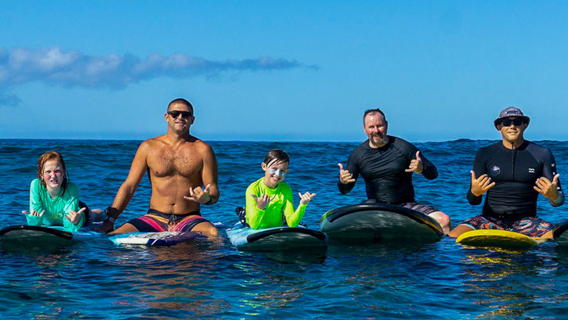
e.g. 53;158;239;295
405;151;423;174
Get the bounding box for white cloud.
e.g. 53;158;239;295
0;46;314;106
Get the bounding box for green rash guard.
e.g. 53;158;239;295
27;178;84;232
245;178;307;229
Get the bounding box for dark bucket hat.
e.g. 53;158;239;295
494;107;530;127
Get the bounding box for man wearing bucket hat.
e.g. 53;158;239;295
449;107;564;238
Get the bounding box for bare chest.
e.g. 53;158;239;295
147;146;202;178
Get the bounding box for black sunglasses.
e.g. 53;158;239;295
499;118;525;127
168;111;193;119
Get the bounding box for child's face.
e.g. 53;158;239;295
262;160;289;187
42;160;64;190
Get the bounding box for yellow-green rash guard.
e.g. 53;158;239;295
245;178;307;229
27;178;84;232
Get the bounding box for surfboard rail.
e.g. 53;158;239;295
227;225;328;251
319;203;443;244
456;229;545;249
0;225;74;240
553;221;568;246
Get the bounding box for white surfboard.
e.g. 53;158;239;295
109;231;204;246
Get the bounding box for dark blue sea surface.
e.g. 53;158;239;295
1;139;568;319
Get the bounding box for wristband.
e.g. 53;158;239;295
552;192;565;206
104;207;119;223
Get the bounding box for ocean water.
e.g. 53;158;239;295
1;138;568;319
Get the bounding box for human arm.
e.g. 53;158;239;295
534;150;564;207
283;191;317;227
95;142;149;232
281;189;307;228
405;151;438;179
64;207;86;232
245;183;272;230
466;150;494;205
184;143;220;205
338;150;360;195
61;184;84;231
26;179;45;226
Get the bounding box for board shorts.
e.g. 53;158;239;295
127;209;210;232
398;202;438;215
362;199;438;215
461;215;555;238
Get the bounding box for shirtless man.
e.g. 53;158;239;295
97;98;220;237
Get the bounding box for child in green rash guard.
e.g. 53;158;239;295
245;149;317;229
22;151;104;232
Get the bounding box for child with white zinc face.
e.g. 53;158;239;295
255;159;316;209
244;149;317;229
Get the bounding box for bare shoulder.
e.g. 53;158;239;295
141;135;168;151
189;137;215;154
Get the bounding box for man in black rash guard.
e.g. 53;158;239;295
448;107;565;238
338;108;451;234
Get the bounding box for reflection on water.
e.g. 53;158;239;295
458;245;564;319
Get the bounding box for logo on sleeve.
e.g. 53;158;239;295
490;166;501;177
528;168;535;173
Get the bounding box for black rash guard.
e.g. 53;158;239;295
338;136;438;204
467;140;564;218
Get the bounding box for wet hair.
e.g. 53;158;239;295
37;151;68;189
363;108;387;124
263;149;290;167
167;98;194;115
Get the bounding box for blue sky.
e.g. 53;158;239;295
1;1;567;142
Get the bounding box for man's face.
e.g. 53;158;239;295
497;117;527;143
166;103;194;131
363;112;388;147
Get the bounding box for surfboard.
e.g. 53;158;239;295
553;221;568;246
109;231;204;246
0;224;102;244
456;229;545;249
319;203;443;245
226;225;328;252
0;225;74;244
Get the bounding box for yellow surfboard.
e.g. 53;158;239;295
456;229;546;249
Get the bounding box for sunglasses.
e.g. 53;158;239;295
499;118;525;127
267;168;287;177
168;111;193;119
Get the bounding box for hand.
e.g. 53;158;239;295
338;163;355;184
91;219;115;233
66;207;86;225
184;184;212;204
470;171;495;197
22;209;45;217
251;194;276;210
405;151;424;174
299;192;317;205
534;174;560;201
